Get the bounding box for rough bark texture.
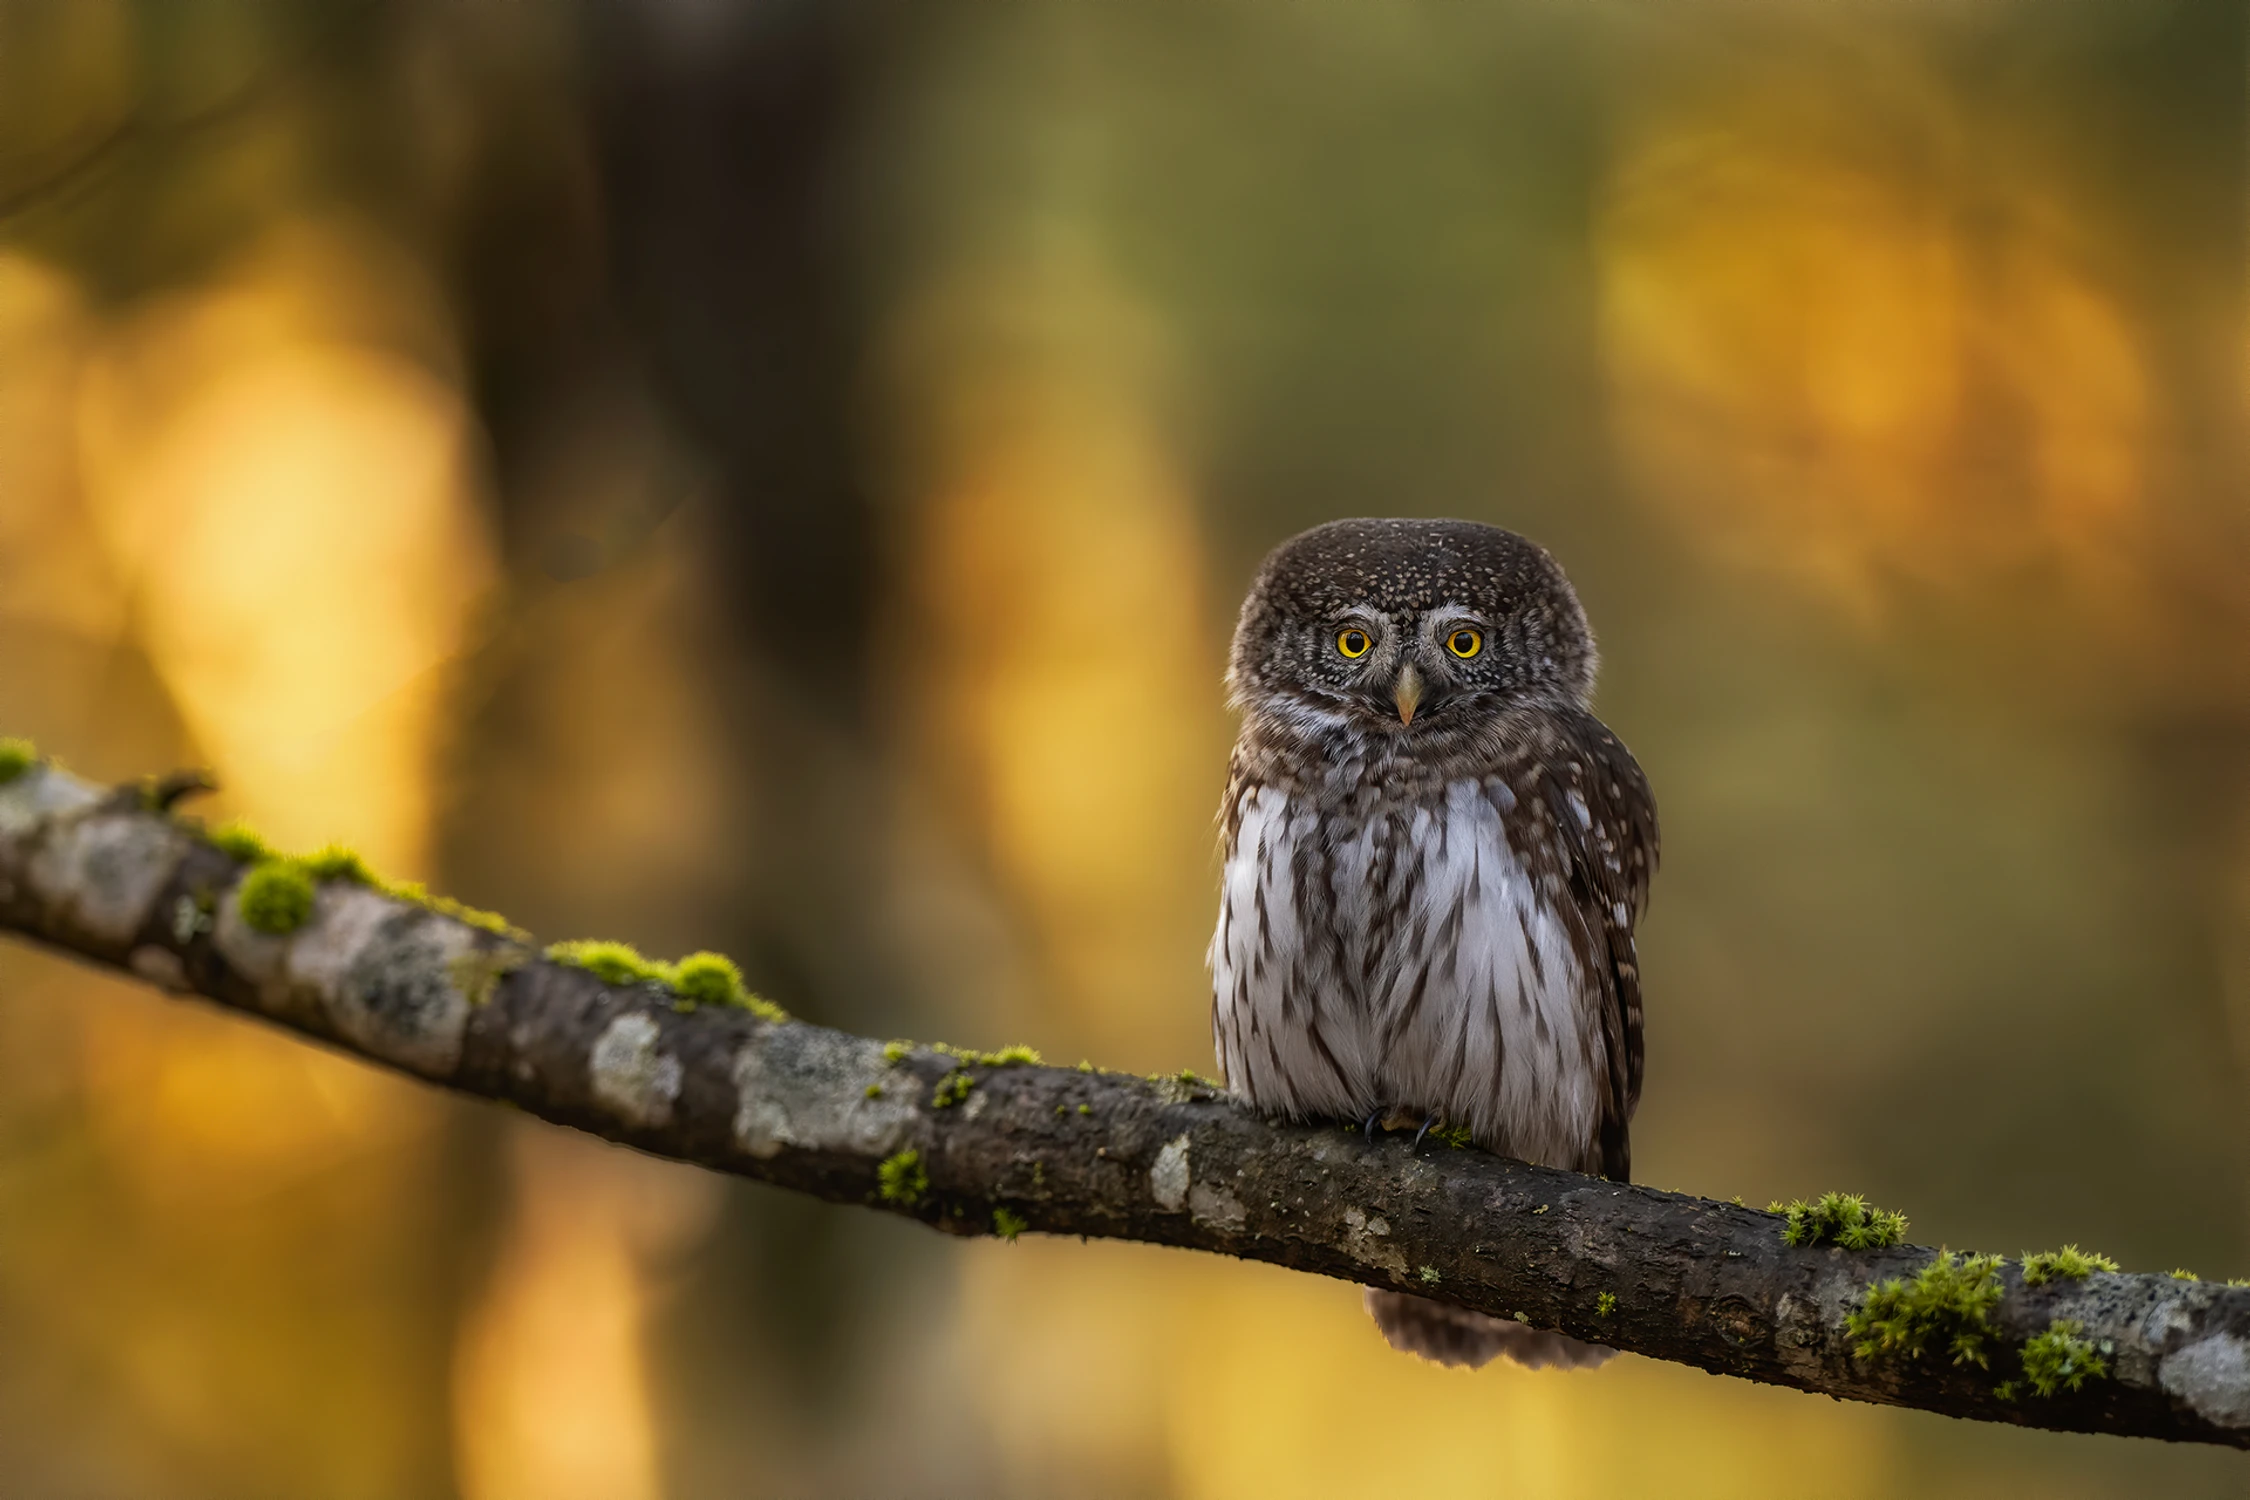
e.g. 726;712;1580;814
4;762;2248;1448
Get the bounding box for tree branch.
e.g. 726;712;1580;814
3;758;2246;1447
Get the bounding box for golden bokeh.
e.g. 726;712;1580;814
453;1128;719;1500
895;241;1226;1067
0;218;666;1495
2;3;2246;1495
1599;79;2152;623
74;221;495;865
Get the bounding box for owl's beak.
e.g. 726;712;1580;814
1393;662;1426;725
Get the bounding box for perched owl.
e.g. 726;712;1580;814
1210;517;1658;1369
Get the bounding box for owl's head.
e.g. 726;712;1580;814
1227;518;1596;738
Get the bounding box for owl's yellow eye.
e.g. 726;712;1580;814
1336;628;1372;659
1446;628;1483;659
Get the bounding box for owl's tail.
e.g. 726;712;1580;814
1363;1289;1615;1370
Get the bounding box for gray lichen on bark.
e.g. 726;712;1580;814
4;760;2250;1449
730;1027;915;1162
29;807;188;944
214;877;483;1078
590;1012;683;1129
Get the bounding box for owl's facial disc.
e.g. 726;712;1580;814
1228;519;1601;743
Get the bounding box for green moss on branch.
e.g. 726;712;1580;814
545;938;669;986
2020;1245;2117;1286
205;820;272;863
1848;1251;2004;1368
928;1041;1042;1067
545;939;787;1021
202;820;521;939
237;861;316;934
301;844;378;884
877;1149;928;1207
2020;1319;2109;1397
1774;1191;1908;1250
0;738;38;783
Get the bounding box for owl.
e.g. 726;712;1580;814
1210;517;1658;1369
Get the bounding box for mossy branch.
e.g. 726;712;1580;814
3;755;2250;1448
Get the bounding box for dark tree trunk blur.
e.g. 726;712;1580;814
439;0;936;1429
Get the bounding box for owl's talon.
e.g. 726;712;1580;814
1412;1113;1441;1150
1361;1109;1384;1142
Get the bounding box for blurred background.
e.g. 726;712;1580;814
0;0;2246;1493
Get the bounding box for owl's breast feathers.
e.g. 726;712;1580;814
1210;705;1657;1180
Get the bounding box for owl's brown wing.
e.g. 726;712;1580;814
1525;708;1659;1183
